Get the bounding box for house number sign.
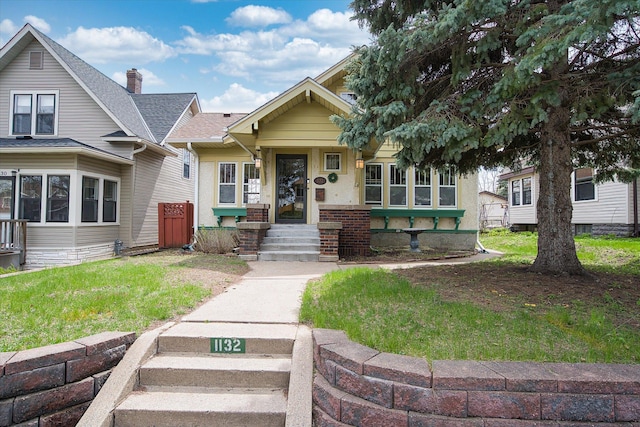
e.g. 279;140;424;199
210;337;246;353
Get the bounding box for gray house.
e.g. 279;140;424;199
0;24;198;268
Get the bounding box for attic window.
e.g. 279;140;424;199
29;51;44;70
339;92;357;105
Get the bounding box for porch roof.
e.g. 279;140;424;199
165;112;248;149
0;138;135;165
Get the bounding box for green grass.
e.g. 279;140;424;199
0;253;246;351
300;232;640;364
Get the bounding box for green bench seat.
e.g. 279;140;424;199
212;207;247;227
370;208;465;230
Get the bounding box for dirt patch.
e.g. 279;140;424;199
343;249;640;329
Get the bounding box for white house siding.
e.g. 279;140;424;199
130;149;194;247
0;40;130;158
572;180;629;224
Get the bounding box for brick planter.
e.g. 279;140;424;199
319;205;371;257
0;332;135;426
312;328;640;426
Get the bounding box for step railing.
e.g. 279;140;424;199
0;219;28;265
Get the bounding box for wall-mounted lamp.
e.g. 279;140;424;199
254;149;261;169
355;151;364;169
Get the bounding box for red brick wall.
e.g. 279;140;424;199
319;206;371;257
312;328;640;426
246;204;270;222
0;332;135;426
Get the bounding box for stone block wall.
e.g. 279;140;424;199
312;328;640;426
319;205;371;257
0;332;135;426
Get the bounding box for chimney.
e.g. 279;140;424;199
126;68;143;93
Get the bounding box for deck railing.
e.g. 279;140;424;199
0;219;28;265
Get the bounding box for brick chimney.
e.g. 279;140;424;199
126;68;143;93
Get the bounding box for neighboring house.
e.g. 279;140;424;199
478;191;508;231
167;55;479;252
0;24;198;268
500;167;640;236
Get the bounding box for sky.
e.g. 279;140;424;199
0;0;372;113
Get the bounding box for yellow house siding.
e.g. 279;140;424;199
259;102;342;144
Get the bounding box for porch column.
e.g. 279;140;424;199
317;222;342;262
246;203;270;222
236;222;270;261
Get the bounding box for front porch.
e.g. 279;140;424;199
0;219;27;270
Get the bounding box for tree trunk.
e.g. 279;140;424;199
531;104;585;275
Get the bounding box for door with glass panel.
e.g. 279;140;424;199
276;155;307;223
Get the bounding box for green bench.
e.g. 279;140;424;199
212;207;247;227
370;208;465;230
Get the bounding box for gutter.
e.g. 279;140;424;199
187;142;199;234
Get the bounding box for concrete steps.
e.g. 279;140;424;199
258;224;320;262
113;322;296;427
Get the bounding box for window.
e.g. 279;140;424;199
339;92;357;105
511;180;521;206
389;165;407;206
183;149;190;179
414;168;432;207
243;163;260;204
82;177;99;222
103;180;117;222
365;164;382;205
575;168;595;201
324;153;341;171
10;91;58;136
522;177;532;205
46;175;69;222
438;168;457;207
218;163;236;204
19;175;42;222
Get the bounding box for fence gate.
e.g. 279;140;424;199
158;201;194;248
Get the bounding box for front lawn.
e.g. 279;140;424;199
300;232;640;364
0;252;248;351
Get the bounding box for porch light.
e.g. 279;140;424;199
355;152;364;169
254;157;262;169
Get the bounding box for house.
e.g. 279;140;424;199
500;167;640;236
0;24;198;268
167;55;479;258
478;191;508;231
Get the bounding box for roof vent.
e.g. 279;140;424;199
223;113;231;117
29;51;43;70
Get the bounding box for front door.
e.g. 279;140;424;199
276;154;307;223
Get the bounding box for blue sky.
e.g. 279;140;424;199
1;0;371;112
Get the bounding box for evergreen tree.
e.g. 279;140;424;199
334;0;640;275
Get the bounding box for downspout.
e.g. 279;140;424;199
129;142;146;249
187;142;199;235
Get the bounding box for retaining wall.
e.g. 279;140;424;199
312;328;640;426
0;332;135;426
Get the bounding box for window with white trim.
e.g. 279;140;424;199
243;163;260;204
218;162;236;204
574;168;595;201
82;177;99;222
103;180;118;222
10;91;59;136
365;164;382;205
438;168;457;207
19;175;42;222
414;168;432;207
46;175;70;222
339;92;357;105
389;164;407;206
324;153;341;171
510;177;533;206
182;149;191;179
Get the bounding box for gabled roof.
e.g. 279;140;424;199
167;113;247;143
0;24;200;149
0;138;134;165
315;53;355;89
228;77;352;135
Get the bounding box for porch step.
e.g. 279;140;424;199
258;224;320;262
113;322;293;427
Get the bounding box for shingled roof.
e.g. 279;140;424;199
0;24;199;145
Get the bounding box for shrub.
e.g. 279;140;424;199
194;228;239;254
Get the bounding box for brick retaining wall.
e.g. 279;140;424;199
319;205;371;257
0;332;135;426
312;328;640;426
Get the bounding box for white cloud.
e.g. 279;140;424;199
57;26;175;64
200;83;280;113
112;68;166;88
0;19;18;34
226;6;292;28
24;15;51;33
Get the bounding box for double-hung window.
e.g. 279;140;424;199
218;163;236;204
365;164;383;205
438;168;457;207
183;149;191;179
103;180;118;222
243;163;260;204
511;180;521;206
414;168;432;207
574;168;595;201
46;175;70;222
389;165;407;206
511;177;533;206
19;175;42;222
10;91;58;136
82;177;99;222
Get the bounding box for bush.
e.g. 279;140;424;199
193;228;239;254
